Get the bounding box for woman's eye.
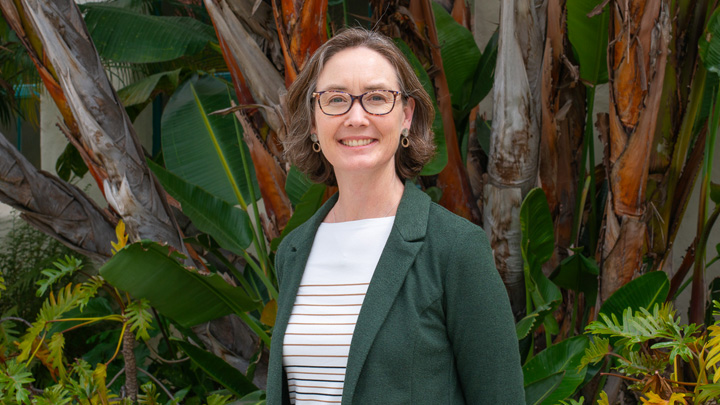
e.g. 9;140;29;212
328;97;346;104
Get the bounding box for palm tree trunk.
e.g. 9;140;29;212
539;0;586;273
0;131;116;261
600;0;670;301
484;0;546;316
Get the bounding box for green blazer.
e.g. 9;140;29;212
267;182;525;404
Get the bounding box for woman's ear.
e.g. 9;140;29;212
402;97;415;128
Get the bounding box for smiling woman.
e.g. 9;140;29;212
269;28;524;404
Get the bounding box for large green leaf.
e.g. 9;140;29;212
599;271;670;320
395;39;447;176
82;3;215;63
521;188;561;332
285;166;315;206
467;31;498;115
162;75;258;205
117;69;181;107
522;336;590;405
523;372;564;405
521;188;555;273
551;252;599;304
148;160;253;255
175;340;257;397
516;303;554;340
567;0;609;85
271;183;326;251
432;1;482;118
700;7;720;74
100;242;261;328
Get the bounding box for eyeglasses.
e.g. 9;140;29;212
312;90;403;116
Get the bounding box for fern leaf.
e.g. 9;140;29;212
597;391;610;405
205;393;233;405
35;256;83;297
0;359;34;403
125;299;153;341
48;333;66;379
93;363;109;403
33;384;72;405
707;325;720;384
580;337;611;369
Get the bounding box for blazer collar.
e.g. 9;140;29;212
273;181;431;404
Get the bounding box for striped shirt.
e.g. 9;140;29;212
283;216;395;404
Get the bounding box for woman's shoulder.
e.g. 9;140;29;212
426;201;487;240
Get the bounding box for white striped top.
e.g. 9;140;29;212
283;216;395;404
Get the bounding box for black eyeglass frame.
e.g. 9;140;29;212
312;90;404;116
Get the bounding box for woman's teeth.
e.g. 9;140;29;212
341;139;373;147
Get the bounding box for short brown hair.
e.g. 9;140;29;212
284;27;436;186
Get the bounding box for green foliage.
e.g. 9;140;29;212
82;2;217;64
598;271;669;321
567;0;609;85
0;214;85;320
206;393;233;405
148;159;254;255
161;75;258;205
582;302;720;402
523;336;590;405
520;188;561;338
175;340;257;397
100;241;262;329
35;256;84;297
0;360;33;404
125;299;153;341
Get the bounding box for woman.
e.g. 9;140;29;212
267;28;524;404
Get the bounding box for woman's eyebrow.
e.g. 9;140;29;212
317;83;394;92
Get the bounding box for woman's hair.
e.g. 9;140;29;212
284;27;436;185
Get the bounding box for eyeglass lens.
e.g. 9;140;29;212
317;90;397;115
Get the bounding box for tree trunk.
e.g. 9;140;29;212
484;0;546;316
600;0;670;301
0;131;116;261
539;0;586;273
14;0;188;255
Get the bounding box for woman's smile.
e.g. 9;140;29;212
338;138;376;147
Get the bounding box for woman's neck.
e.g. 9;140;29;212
328;171;404;223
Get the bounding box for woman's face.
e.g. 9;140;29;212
312;46;415;182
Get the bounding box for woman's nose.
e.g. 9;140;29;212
343;99;369;126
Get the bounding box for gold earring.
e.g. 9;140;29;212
401;128;410;148
311;133;321;152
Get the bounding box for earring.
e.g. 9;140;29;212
401;128;410;148
310;133;321;152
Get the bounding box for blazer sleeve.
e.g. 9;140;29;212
444;227;525;404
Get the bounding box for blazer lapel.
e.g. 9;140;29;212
341;182;430;404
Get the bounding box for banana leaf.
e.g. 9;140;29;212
175;340;257;397
82;3;216;63
162;75;259;205
148;160;253;255
100;241;261;328
522;335;590;405
567;0;609;85
599;271;669;320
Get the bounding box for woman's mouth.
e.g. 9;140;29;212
340;138;375;147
